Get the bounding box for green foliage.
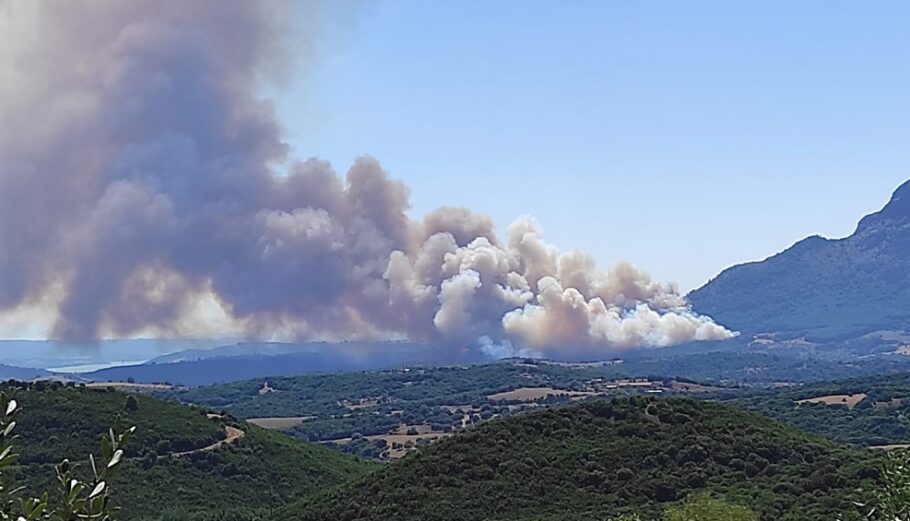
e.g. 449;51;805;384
663;495;757;521
723;373;910;446
163;363;723;450
869;450;910;521
289;397;881;521
8;382;224;464
164;364;574;419
0;390;133;521
3;383;371;521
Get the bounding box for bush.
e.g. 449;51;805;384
0;390;133;521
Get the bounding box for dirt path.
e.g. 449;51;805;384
173;425;245;457
869;443;910;451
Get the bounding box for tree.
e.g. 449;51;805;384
124;395;139;412
0;390;133;521
869;449;910;521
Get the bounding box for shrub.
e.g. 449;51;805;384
0;390;132;521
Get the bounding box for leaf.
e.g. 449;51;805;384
89;481;105;498
107;450;123;469
5;399;16;416
100;436;112;460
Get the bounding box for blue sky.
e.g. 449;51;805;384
276;1;910;292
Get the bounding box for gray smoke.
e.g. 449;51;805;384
0;0;736;355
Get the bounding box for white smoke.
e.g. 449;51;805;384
0;0;737;356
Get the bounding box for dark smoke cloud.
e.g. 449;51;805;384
0;0;736;355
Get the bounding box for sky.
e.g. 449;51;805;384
276;1;910;292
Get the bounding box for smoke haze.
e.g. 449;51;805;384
0;0;735;356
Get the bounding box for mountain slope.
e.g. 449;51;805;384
288;397;880;521
4;382;370;521
81;342;487;386
689;180;910;340
0;363;53;381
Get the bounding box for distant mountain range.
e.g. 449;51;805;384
5;181;910;385
0;364;53;381
80;341;489;386
690;180;910;341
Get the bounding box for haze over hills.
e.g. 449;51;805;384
81;342;488;386
690;180;910;341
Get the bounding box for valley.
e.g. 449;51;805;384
12;359;910;519
3;4;908;521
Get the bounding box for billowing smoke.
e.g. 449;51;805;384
0;0;736;356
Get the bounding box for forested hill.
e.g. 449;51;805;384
289;397;881;521
722;371;910;447
3;382;370;521
689;179;910;340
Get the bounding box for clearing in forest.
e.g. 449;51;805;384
796;393;867;410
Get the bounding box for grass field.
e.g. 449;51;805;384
247;416;315;430
486;387;596;402
796;393;867;409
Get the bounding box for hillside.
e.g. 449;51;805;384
164;362;763;460
165;360;910;462
721;371;910;447
289;397;880;521
689;179;910;340
3;382;370;521
80;342;486;386
0;363;53;381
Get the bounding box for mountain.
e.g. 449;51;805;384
5;382;370;521
288;397;880;521
0;339;227;372
0;363;53;381
689;180;910;340
80;342;488;386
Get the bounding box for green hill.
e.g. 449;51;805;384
721;372;910;447
3;382;371;521
288;397;881;521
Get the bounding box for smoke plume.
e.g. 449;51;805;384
0;0;736;356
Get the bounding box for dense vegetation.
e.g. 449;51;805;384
164;364;584;417
720;372;910;446
289;397;882;521
11;382;225;463
0;392;133;521
165;359;910;458
17;370;910;520
3;382;370;521
162;364;615;446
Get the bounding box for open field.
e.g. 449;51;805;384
797;393;867;409
868;443;910;451
247;416;315;430
340;398;380;410
487;387;597;402
86;382;174;392
668;381;726;393
542;360;623;368
327;422;451;459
